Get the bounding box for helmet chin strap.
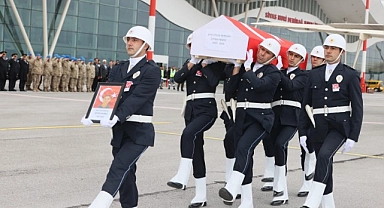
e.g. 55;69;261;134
131;42;147;58
327;49;344;64
261;56;276;65
291;57;304;67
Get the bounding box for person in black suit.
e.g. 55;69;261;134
82;26;160;208
92;58;100;91
18;54;29;91
0;51;9;91
218;38;281;207
99;59;108;82
267;44;308;206
167;33;225;208
8;53;20;91
299;34;363;208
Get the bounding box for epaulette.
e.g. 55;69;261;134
147;59;158;67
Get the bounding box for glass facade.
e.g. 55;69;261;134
0;0;192;67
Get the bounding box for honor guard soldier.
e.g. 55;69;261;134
167;33;225;208
218;38;281;207
297;45;325;197
299;34;363;208
267;44;308;206
82;26;160;208
18;54;29;91
8;53;20;91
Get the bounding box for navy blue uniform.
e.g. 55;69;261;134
18;58;29;91
100;57;160;207
174;60;225;178
8;59;20;91
226;64;281;185
299;63;363;194
0;58;8;91
268;68;308;166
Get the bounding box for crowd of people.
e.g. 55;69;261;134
0;51;120;93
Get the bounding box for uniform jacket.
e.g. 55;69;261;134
227;63;281;133
298;63;363;142
108;57;161;148
0;58;9;80
18;58;29;81
8;58;20;80
272;68;308;126
174;60;225;121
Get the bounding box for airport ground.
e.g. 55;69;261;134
0;84;383;208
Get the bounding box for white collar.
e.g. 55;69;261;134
129;55;146;67
252;63;264;72
287;67;298;74
326;62;339;71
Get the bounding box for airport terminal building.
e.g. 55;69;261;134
0;0;383;79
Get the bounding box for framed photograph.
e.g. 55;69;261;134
85;82;124;123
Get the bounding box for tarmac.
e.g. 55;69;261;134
0;84;383;208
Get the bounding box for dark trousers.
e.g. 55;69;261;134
181;114;216;178
313;128;345;195
177;82;184;91
101;139;148;208
221;111;236;159
233;117;268;185
92;77;98;91
19;79;26;91
269;123;297;166
300;129;316;171
0;78;5;90
8;79;16;90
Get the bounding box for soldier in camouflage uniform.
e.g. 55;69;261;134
69;57;79;92
86;59;95;92
77;58;86;92
60;55;70;92
26;53;35;91
43;56;53;92
51;55;62;92
31;54;43;92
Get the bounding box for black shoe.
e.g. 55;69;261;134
219;187;234;201
188;202;206;207
270;199;288;206
297;191;309;197
0;89;7;91
261;177;274;182
9;89;16;91
236;194;241;199
273;191;284;197
261;186;273;191
181;89;184;91
300;206;309;208
167;181;186;190
305;172;315;180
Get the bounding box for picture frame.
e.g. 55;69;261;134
85;82;125;123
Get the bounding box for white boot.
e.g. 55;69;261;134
305;152;316;180
239;183;254;208
321;193;335;208
225;158;236;183
89;191;114;208
219;171;245;203
167;158;192;190
262;156;275;182
190;177;207;207
271;165;288;205
303;181;326;208
298;171;312;197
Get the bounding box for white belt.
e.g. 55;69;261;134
237;102;271;109
313;106;350;115
126;114;152;123
271;100;301;108
186;93;215;101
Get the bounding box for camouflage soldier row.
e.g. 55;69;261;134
25;54;95;92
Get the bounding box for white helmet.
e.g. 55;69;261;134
287;43;307;61
259;38;281;57
123;26;154;50
186;33;193;49
323;34;346;50
310;45;325;59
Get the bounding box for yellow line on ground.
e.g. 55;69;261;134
0;122;171;131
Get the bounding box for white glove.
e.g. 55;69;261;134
100;115;119;128
244;49;253;69
342;138;355;154
299;136;309;153
202;59;217;65
81;116;93;126
227;59;241;67
189;55;201;64
276;55;283;70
